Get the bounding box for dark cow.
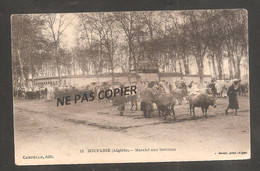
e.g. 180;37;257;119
238;84;248;96
187;93;216;118
112;95;127;115
126;95;138;110
112;94;137;111
153;93;175;120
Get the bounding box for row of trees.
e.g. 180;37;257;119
11;10;248;87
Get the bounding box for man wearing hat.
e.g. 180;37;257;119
118;84;127;116
208;79;217;96
141;82;155;118
225;79;240;115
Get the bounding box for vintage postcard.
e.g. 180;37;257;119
12;9;250;165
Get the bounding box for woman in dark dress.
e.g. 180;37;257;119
225;80;240;115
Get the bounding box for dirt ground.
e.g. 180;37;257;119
13;95;250;165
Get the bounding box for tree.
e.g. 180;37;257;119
114;12;138;82
222;10;248;79
78;13;115;82
12;14;50;88
158;11;177;74
171;14;184;79
44;14;73;85
102;14;119;85
205;10;226;80
182;11;208;83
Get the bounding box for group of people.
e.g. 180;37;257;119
205;79;244;115
15;84;59;100
138;79;244;118
82;78;244;118
15;77;246;117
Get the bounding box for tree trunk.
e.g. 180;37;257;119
17;49;26;87
128;42;132;83
31;67;34;90
231;56;237;78
178;58;183;79
57;64;62;85
171;52;177;73
111;71;115;85
183;56;190;75
198;64;204;83
55;45;62;86
216;51;223;80
237;58;241;79
228;52;234;79
211;54;217;79
173;59;177;73
133;52;137;74
228;59;233;79
110;50;115;87
217;60;223;80
207;55;215;79
196;57;204;83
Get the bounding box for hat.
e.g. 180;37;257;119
233;79;240;85
233;79;240;82
148;82;155;88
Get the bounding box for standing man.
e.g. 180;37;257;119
141;82;155;118
225;79;240;115
116;84;127;116
208;80;217;96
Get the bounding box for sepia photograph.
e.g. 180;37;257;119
11;9;250;165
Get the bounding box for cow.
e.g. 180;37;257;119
187;93;216;118
126;94;138;110
112;94;137;111
112;95;127;115
238;83;248;96
153;93;176;120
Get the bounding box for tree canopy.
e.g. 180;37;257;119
11;10;248;86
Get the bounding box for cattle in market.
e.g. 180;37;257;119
187;93;216;118
153;93;176;120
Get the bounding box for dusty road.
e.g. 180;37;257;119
13;96;250;165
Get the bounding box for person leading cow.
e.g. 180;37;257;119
141;82;156;118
